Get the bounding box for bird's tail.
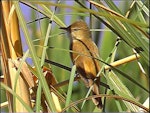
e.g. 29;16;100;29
89;78;103;109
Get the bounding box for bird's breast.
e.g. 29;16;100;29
70;39;100;79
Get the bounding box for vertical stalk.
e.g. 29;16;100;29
1;1;31;112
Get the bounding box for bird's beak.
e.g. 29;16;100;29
59;27;68;30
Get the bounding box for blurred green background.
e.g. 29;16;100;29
1;0;149;112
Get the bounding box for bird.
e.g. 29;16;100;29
60;20;102;109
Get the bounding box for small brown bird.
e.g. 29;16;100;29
60;20;102;109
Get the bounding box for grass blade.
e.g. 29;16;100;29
65;65;76;111
13;1;56;111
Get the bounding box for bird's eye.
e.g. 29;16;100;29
73;28;78;31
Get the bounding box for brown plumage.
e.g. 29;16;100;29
60;20;102;109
